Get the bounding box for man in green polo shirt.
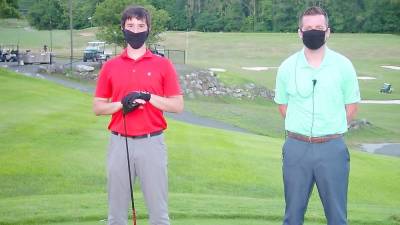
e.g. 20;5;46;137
274;6;360;225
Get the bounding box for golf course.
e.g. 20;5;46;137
1;18;400;225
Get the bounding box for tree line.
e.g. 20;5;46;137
156;0;400;33
6;0;400;33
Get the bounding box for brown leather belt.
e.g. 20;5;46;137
287;131;342;143
112;130;163;139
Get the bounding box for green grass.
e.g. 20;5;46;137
160;31;400;144
0;19;117;58
185;97;285;138
1;18;399;146
184;96;400;146
1;68;399;225
2;20;398;101
161;31;400;100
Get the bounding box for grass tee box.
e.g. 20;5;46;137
0;68;399;224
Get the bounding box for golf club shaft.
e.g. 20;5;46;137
123;114;137;225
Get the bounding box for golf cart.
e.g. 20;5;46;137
0;45;19;62
83;41;111;62
20;49;51;64
380;83;393;94
149;44;165;57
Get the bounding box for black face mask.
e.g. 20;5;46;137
123;29;149;49
301;29;326;50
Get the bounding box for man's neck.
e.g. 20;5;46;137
126;45;147;60
304;45;326;68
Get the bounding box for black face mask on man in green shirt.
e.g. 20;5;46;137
301;29;326;50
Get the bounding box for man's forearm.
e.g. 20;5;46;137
345;103;358;124
93;99;122;116
278;104;287;118
149;95;184;113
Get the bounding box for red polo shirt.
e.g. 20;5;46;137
95;49;182;136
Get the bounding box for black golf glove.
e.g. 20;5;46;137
121;92;141;114
135;91;151;101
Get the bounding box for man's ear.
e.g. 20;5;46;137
298;28;303;39
325;27;331;40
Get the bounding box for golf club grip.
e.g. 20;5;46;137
133;209;137;225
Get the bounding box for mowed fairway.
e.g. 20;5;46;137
160;32;400;144
1;69;399;224
161;31;400;100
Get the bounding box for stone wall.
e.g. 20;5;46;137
35;63;275;100
180;70;274;100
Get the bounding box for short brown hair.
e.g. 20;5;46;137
121;6;151;30
299;6;329;29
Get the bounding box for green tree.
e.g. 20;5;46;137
0;0;20;18
361;0;400;33
195;11;223;31
71;0;104;29
223;1;245;31
93;0;170;47
27;0;68;30
90;0;400;33
270;0;298;32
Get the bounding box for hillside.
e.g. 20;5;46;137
0;68;399;224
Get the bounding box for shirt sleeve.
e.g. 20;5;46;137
163;59;182;96
95;63;112;98
342;59;361;104
274;63;289;104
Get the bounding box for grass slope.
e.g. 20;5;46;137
1;19;399;144
161;31;400;100
0;68;399;225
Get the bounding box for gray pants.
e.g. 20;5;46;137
282;136;350;225
107;133;170;225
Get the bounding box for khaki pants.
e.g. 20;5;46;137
107;133;169;225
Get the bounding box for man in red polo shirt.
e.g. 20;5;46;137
93;5;183;225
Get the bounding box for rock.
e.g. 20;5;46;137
37;66;48;73
75;64;94;72
36;64;65;74
177;69;274;100
348;119;372;130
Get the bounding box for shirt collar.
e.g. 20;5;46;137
120;48;154;61
298;46;333;68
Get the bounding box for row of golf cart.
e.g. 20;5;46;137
82;41;166;62
0;45;19;62
0;44;52;64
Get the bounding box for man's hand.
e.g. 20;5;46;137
121;92;141;114
121;91;151;114
135;91;151;101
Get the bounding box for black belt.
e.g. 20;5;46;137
112;130;163;139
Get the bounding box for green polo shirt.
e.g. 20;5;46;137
274;47;360;137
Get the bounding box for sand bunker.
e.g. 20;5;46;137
381;66;400;70
241;66;278;71
23;27;33;32
209;68;226;72
79;32;95;37
360;100;400;104
358;76;376;80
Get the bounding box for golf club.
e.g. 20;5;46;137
123;103;139;225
